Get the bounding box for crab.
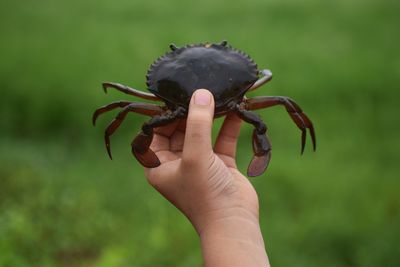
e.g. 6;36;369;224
93;40;316;177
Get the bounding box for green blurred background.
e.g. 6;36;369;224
1;0;399;266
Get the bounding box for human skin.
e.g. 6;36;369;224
144;89;270;267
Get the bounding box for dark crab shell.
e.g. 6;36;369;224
146;42;259;111
94;41;316;177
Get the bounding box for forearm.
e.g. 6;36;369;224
199;216;270;267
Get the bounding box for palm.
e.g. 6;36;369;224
144;113;259;213
146;114;239;176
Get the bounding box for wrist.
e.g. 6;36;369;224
199;210;270;267
186;171;261;235
199;207;264;247
187;200;259;234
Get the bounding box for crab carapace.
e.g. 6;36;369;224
93;40;316;177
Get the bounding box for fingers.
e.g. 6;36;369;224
150;120;180;153
170;120;186;152
151;119;186;154
182;89;215;164
214;113;242;159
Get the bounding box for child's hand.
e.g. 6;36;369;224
144;89;269;266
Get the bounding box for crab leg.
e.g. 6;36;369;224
92;100;133;125
131;107;186;168
102;82;160;101
235;105;272;177
245;96;316;153
248;69;273;92
102;102;164;159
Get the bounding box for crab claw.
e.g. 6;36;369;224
131;132;161;168
248;152;271;177
132;148;161;168
246;130;272;177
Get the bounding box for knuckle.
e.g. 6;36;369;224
188;112;210;126
190;131;205;142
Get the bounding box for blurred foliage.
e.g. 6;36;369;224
0;0;399;266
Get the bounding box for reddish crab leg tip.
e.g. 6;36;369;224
102;83;108;93
307;125;316;151
311;132;317;151
300;130;306;155
104;135;113;160
106;146;113;160
92;113;98;126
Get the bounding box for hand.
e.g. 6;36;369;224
145;89;270;266
145;89;258;232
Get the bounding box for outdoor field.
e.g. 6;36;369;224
0;0;399;266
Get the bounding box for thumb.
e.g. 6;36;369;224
182;89;215;164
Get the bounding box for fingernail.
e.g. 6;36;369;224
194;90;211;106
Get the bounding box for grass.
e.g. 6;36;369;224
0;0;399;266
